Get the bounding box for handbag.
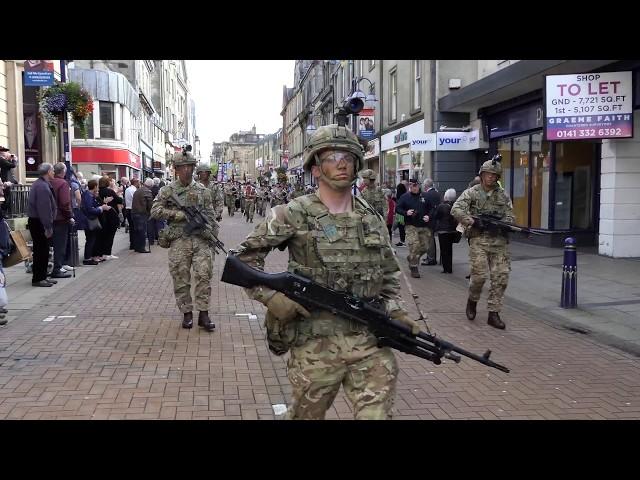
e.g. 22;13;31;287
394;213;405;226
87;216;102;231
453;231;463;243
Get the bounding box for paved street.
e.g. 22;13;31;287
0;213;639;420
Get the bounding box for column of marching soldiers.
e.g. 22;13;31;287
150;124;514;419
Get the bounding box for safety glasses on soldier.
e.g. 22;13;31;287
319;151;356;165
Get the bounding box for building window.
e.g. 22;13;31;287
74;112;94;139
99;102;115;139
412;60;421;111
369;60;376;71
389;69;397;122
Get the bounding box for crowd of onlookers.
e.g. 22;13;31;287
24;161;166;288
382;178;461;274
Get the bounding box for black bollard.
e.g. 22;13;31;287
560;237;577;308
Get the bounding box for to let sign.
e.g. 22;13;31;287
545;71;633;140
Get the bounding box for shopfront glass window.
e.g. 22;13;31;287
496;138;512;198
554;142;596;230
530;133;550;229
399;146;411;181
411;150;427;181
383;150;397;189
512;135;530;226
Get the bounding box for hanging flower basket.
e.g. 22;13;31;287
38;81;94;138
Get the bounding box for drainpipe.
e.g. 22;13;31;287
430;60;437;180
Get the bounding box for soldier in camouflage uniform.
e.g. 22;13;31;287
255;183;265;216
451;155;513;330
150;148;218;332
195;164;223;222
270;174;289;206
233;124;420;420
289;183;305;200
359;169;388;219
224;182;237;217
243;181;257;223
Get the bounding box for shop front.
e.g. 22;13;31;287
485;100;600;246
380;120;426;189
71;146;141;180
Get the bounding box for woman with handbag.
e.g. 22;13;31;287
434;188;459;274
77;179;111;265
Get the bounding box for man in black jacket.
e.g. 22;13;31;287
421;178;441;266
395;178;433;278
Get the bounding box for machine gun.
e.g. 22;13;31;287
221;254;510;373
471;214;546;237
169;192;226;254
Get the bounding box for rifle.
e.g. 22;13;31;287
221;254;509;373
169;192;227;254
471;214;546;237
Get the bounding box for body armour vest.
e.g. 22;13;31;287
286;193;388;300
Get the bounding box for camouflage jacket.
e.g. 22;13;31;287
451;184;514;236
151;179;219;241
198;181;224;218
234;193;405;316
361;186;388;219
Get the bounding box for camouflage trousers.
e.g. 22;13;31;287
168;235;213;313
405;225;432;267
468;235;511;312
244;199;255;220
226;195;235;216
286;331;398;420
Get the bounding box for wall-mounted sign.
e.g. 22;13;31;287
24;60;54;86
358;109;375;140
545;71;633;140
364;138;379;159
381;120;425;151
410;130;482;151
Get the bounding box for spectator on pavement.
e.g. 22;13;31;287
125;178;138;250
77;179;111;265
131;178;154;253
62;168;82;272
27;163;57;287
0;146;19;216
49;162;74;279
434;188;459;274
385;190;396;241
395;180;407;246
95;176;123;261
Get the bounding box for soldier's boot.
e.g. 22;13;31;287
466;298;477;321
198;311;215;332
182;312;193;329
410;266;420;278
487;311;505;330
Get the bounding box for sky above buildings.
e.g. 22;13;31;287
188;60;295;162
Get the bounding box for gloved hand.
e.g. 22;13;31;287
390;309;421;335
174;210;186;222
461;216;474;227
265;292;311;324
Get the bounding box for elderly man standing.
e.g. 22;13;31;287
27;163;57;287
125;177;139;250
131;178;154;253
50;162;74;279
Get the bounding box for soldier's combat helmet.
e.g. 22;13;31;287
302;124;364;172
172;145;197;167
479;154;503;178
195;164;210;174
359;169;377;181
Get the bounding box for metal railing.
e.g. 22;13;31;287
3;184;31;218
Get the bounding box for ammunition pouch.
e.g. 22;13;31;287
264;310;298;356
157;226;183;248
